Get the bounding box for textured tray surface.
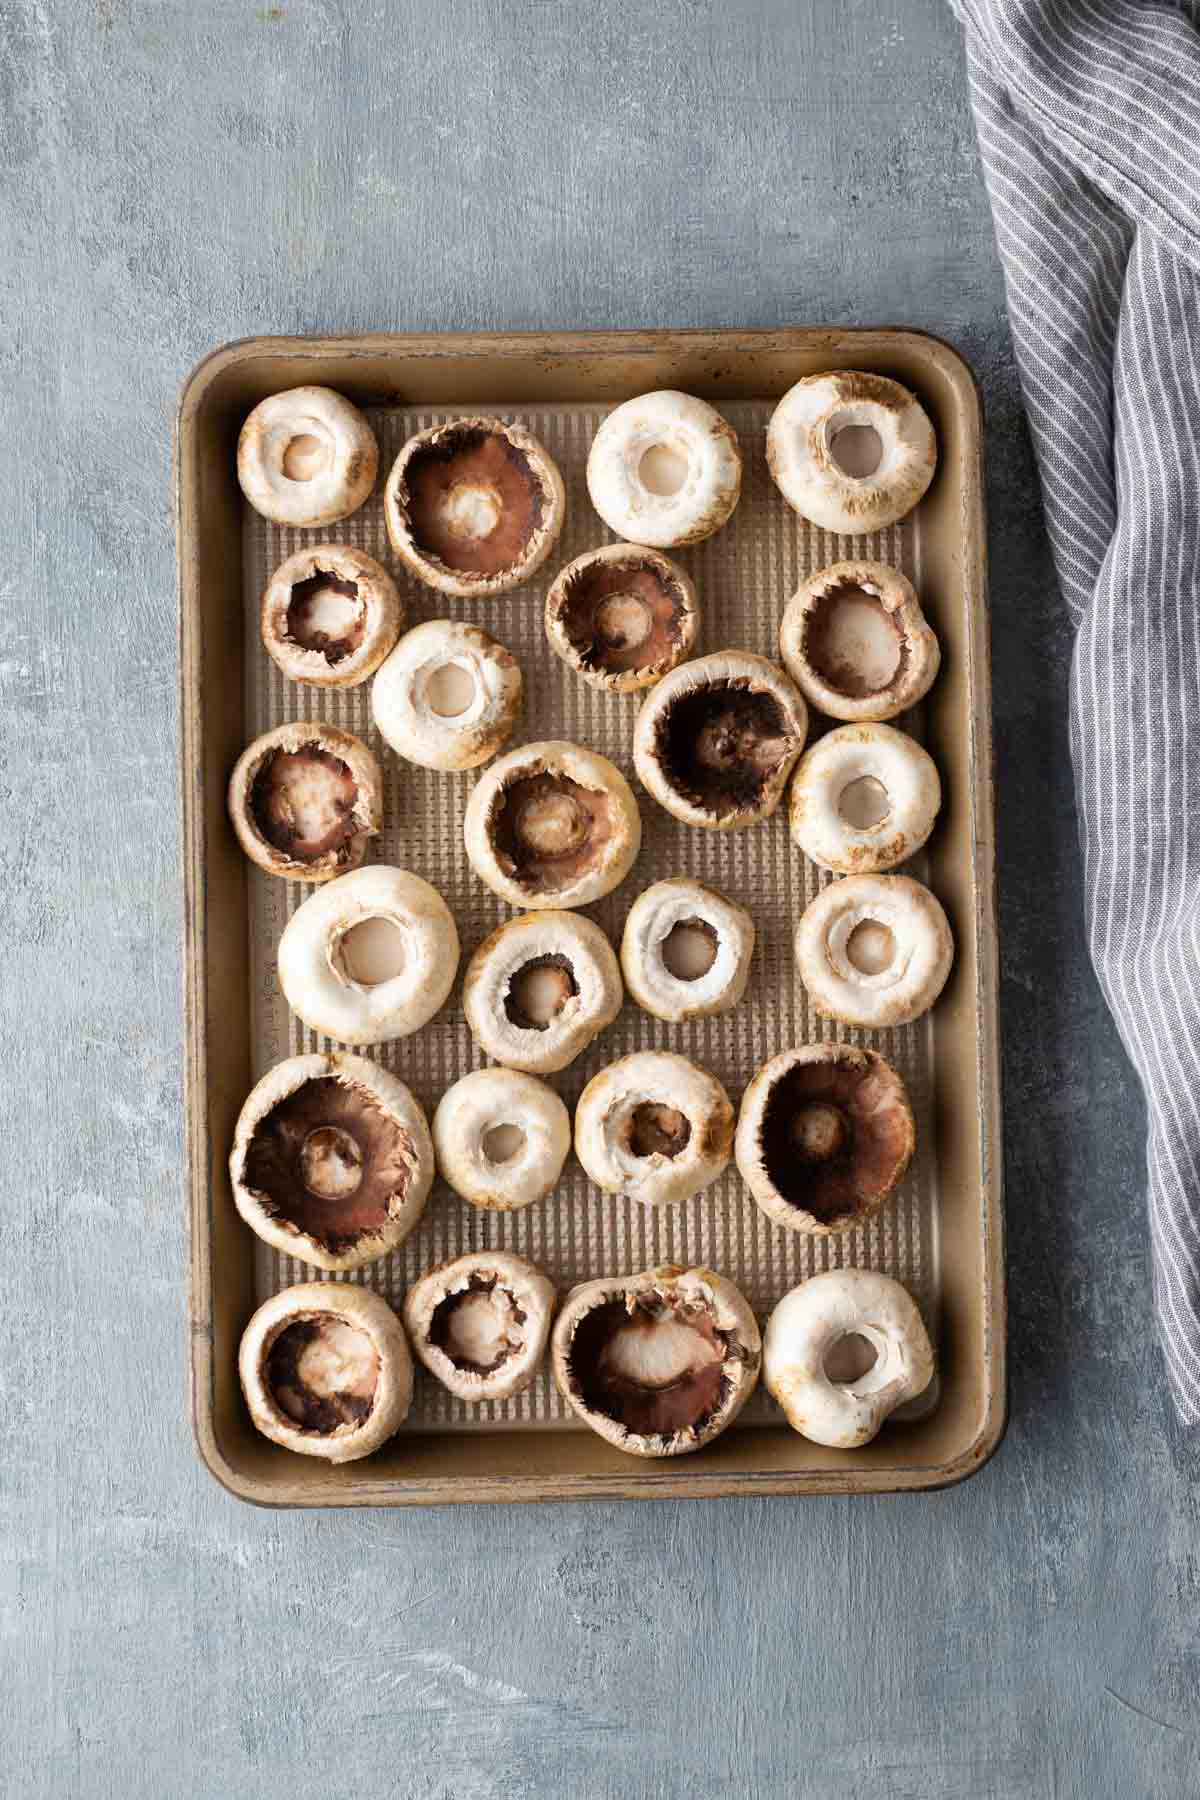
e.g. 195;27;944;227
243;399;938;1432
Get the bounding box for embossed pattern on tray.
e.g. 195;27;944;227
242;400;939;1432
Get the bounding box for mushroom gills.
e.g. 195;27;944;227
562;558;687;677
760;1058;911;1225
243;1076;413;1251
250;747;359;860
628;1103;691;1159
430;1278;526;1373
491;771;615;891
285;571;366;661
266;1316;379;1431
404;427;544;574
570;1298;729;1437
804;586;906;698
656;681;796;816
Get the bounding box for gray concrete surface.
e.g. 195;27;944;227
2;1;1197;1796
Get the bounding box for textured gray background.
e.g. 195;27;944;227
2;2;1196;1796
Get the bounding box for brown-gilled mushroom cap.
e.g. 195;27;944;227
238;1281;412;1463
237;386;378;529
551;1264;761;1458
229;1052;435;1272
260;545;403;689
403;1252;557;1404
384;416;565;599
766;371;936;535
545;543;699;693
227;721;383;882
464;740;641;909
633;650;808;830
462;910;623;1075
779;561;940;724
734;1044;915;1235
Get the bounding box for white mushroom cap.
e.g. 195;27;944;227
260;545;403;690
587;391;742;548
384;416;565;599
788;723;941;874
238;1281;412;1463
372;619;523;771
545;543;699;693
633;650;808;830
462;911;623;1074
734;1043;915;1236
574;1052;734;1209
278;864;460;1044
778;560;941;723
403;1252;557;1403
550;1263;761;1458
237;386;378;528
766;371;936;534
763;1269;934;1448
794;873;953;1029
432;1068;571;1211
227;721;383;883
621;877;755;1023
229;1052;435;1271
464;740;641;909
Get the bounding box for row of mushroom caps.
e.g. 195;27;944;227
229;372;946;1465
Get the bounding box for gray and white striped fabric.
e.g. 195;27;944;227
948;0;1200;1420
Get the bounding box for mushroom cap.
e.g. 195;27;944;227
551;1263;761;1457
620;877;755;1023
237;386;378;528
763;1269;934;1448
384;415;566;599
462;910;623;1074
766;371;936;534
278;864;460;1044
403;1251;557;1403
574;1051;734;1208
544;543;699;693
464;740;642;909
432;1068;571;1211
238;1280;412;1463
633;650;809;830
227;721;383;883
734;1043;915;1235
587;391;742;548
788;723;941;874
229;1052;435;1271
372;619;523;771
778;560;941;723
794;872;954;1029
260;544;403;690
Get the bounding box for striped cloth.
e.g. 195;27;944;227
948;0;1200;1420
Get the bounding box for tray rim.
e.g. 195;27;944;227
178;325;1005;1507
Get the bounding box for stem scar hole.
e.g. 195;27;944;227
838;776;892;829
661;918;719;981
336;916;407;987
594;593;654;650
846;919;896;976
282;432;331;482
638;442;689;496
628;1103;692;1159
823;1331;878;1384
505;956;578;1030
830;425;883;479
424;661;477;718
482;1123;526;1164
300;1125;364;1200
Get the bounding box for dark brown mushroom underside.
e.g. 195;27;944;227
265;1317;378;1431
557;559;687;676
243;1076;413;1251
759;1055;913;1224
428;1275;527;1374
404;428;544;574
654;679;794;817
802;584;908;698
491;770;615;891
628;1103;692;1159
569;1296;729;1437
250;746;360;861
285;571;366;662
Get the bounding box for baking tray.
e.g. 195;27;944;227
179;329;1004;1505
